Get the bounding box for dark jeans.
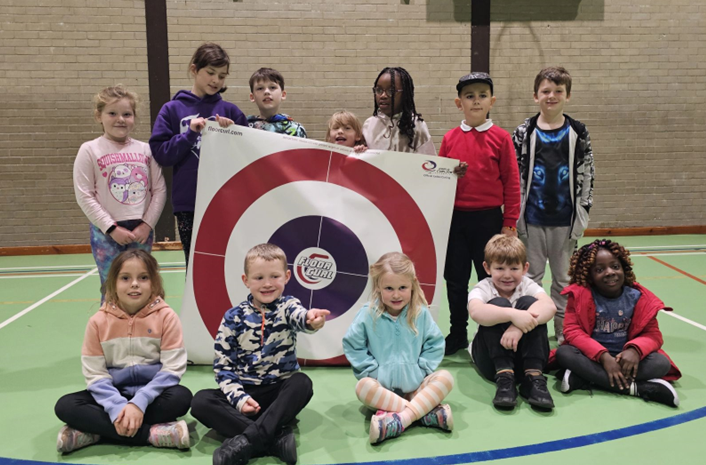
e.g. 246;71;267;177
54;385;193;444
444;207;504;339
471;296;549;381
191;372;313;451
175;211;194;268
556;344;671;392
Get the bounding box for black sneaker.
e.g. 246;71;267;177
213;435;253;465
444;334;468;355
635;379;679;407
271;426;297;464
492;372;517;409
557;369;590;393
520;373;555;410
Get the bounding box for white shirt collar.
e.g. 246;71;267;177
461;119;494;133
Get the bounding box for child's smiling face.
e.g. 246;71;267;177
589;248;625;298
378;272;413;317
97;98;135;143
328;122;359;147
116;258;153;314
374;73;403;117
534;79;570;117
191;64;228;98
242;257;290;309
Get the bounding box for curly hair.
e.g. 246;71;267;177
368;252;427;335
568;239;636;288
372;67;423;151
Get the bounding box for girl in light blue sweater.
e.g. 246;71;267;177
343;252;455;445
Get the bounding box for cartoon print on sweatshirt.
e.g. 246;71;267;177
128;181;147;204
109;177;129;203
108;164;150;205
180;113;202;158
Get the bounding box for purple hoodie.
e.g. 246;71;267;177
150;90;247;212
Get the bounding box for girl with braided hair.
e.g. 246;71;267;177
362;67;436;155
555;239;681;407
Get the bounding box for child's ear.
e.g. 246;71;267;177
249;93;255;103
533;92;539;103
454;97;462;110
284;268;291;283
565;92;571;102
241;273;248;287
94;110;102;123
482;261;491;275
523;262;530;274
189;64;197;77
280;89;287;100
489;95;496;109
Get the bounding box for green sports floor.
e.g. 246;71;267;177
1;235;705;465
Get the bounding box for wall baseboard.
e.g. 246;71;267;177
1;226;705;256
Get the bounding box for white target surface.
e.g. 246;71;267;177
180;124;458;365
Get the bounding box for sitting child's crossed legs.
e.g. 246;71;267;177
355;371;454;428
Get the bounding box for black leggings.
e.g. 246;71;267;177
556;344;670;392
54;385;193;445
191;372;313;451
175;211;194;268
471;296;550;381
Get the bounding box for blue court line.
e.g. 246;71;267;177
1;406;705;465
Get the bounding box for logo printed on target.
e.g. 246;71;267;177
294;247;338;290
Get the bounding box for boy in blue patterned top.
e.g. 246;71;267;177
191;243;329;465
247;68;307;138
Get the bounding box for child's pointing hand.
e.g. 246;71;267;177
306;309;331;330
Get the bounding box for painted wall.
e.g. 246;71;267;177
1;0;704;246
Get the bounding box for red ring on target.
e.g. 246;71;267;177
192;148;437;337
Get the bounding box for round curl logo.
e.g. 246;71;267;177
293;247;338;290
422;160;437;171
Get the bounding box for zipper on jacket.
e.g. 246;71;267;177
259;306;266;347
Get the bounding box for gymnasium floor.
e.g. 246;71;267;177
1;235;705;465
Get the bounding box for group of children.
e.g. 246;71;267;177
61;40;681;463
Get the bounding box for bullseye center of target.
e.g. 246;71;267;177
294;247;338;290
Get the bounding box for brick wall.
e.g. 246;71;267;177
1;0;704;247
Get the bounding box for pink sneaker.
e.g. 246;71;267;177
56;425;100;453
148;420;190;449
369;412;404;444
419;404;453;431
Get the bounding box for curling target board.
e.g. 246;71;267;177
180;123;457;365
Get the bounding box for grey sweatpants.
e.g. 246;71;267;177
522;224;577;321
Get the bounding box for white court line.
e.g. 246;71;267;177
0;267;98;330
632;252;706;257
627;244;706;250
0;264;95;271
0;269;187;279
662;310;706;332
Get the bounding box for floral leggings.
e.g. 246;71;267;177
90;219;153;294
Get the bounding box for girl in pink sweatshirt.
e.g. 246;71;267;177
73;85;166;293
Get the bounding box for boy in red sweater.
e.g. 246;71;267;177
439;72;521;355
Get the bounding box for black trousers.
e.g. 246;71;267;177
556;344;671;393
444;207;504;339
54;385;193;445
190;372;313;451
471;296;549;381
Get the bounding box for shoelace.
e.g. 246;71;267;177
380;414;403;439
530;377;549;393
152;424;178;447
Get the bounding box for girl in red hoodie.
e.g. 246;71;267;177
555;239;681;407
